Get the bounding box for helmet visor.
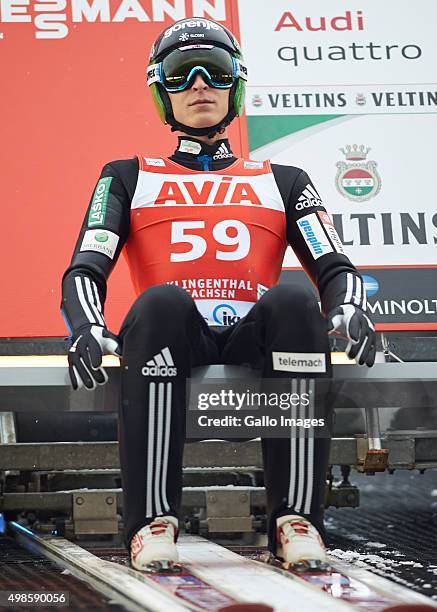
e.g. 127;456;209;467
161;46;236;91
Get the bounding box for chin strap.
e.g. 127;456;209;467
168;109;236;139
161;83;237;139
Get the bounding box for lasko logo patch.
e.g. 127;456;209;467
296;184;322;210
297;213;333;259
80;229;119;259
142;347;177;377
88;177;112;227
272;352;326;373
154;178;262;206
317;211;345;255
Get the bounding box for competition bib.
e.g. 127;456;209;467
124;157;286;326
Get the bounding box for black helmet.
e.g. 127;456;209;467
147;18;247;138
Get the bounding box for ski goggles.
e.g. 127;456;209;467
147;45;247;92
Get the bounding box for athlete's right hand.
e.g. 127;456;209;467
68;325;121;390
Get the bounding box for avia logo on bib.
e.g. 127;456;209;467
154;177;262;206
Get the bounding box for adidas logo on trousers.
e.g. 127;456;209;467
142;347;177;377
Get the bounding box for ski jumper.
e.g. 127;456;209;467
61;137;367;551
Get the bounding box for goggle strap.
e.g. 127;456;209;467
235;58;248;81
147;63;161;86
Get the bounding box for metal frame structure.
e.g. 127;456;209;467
1;361;436;536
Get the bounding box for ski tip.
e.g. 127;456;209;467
382;606;437;611
218;605;274;612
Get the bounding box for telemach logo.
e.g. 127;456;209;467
272;351;326;373
154;177;262;206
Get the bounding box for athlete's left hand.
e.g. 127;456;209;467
327;304;376;366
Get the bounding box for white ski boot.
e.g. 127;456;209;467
130;516;179;572
276;515;327;569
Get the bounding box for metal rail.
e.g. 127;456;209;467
0;361;436;386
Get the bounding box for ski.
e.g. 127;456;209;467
252;550;436;611
10;523;273;612
109;559;270;611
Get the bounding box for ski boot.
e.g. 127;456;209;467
275;514;328;571
130;515;180;573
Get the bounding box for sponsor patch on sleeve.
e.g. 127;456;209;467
80;229;119;259
297;212;333;259
88;177;112;227
272;351;326;373
317;211;345;255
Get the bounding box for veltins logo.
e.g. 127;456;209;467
363;275;380;297
336;145;381;202
213;303;240;326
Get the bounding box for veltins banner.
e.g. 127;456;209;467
238;0;437;330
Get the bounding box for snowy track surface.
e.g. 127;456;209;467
325;469;437;600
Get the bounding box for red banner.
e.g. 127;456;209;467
1;0;247;336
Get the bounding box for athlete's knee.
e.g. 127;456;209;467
259;284;320;319
126;284;195;328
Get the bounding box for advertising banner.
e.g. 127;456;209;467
1;0;246;336
239;0;437;330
